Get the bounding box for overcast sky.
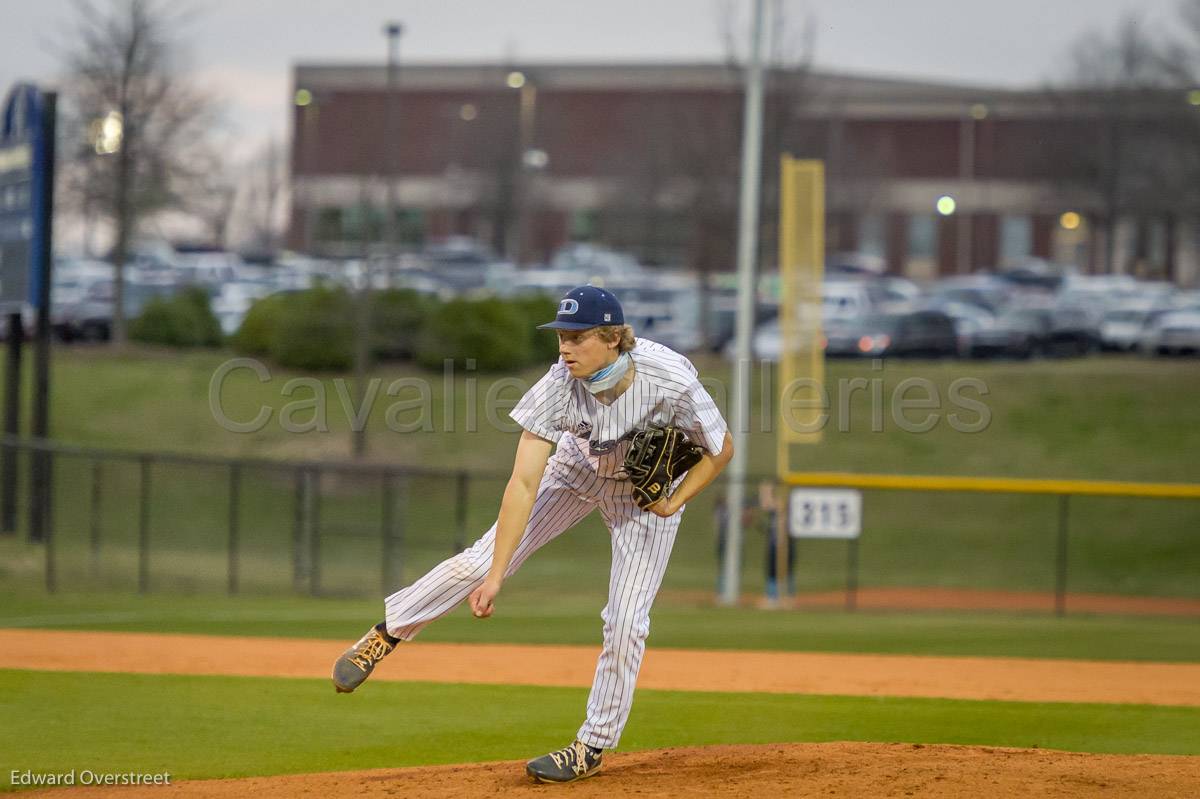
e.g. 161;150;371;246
1;0;1188;157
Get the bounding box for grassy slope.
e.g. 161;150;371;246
2;591;1198;662
2;670;1196;791
15;346;1200;482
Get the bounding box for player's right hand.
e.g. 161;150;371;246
469;578;501;618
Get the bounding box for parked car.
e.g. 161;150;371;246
919;300;995;355
1139;311;1200;356
1046;307;1101;355
1005;307;1098;357
968;309;1050;359
610;273;704;353
822;281;874;321
926;275;1012;314
211;280;275;336
52;278;180;341
824;310;958;359
826;271;919;310
173;250;242;287
550;242;643;281
1100;308;1167;352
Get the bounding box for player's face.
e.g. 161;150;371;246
557;329;617;377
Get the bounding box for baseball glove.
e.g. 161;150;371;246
622;426;706;510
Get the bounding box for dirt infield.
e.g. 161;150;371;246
19;743;1200;798
3;628;1199;706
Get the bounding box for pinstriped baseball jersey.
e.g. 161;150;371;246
510;338;728;479
383;337;728;750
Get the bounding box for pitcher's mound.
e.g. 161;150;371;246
24;742;1200;798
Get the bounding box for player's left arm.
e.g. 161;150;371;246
647;430;734;518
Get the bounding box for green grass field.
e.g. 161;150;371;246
2;590;1199;662
3;347;1199;789
2;669;1197;792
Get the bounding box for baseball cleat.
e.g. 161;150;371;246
331;623;396;693
525;740;603;783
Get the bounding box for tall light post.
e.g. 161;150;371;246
384;22;403;263
352;22;402;459
956;102;986;273
507;70;538;264
721;0;768;606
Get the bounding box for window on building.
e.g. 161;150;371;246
315;208;343;243
858;213;886;259
394;209;425;247
906;214;938;279
908;215;936;258
571;209;598;241
344;204;383;243
1000;215;1032;265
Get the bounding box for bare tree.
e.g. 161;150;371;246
58;0;217;343
686;0;816;344
1161;0;1200;83
1044;15;1195;275
189;140;239;249
242;137;286;253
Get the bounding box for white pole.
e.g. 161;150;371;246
721;0;767;607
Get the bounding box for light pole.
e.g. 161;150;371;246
507;70;538;264
721;0;767;606
956;103;985;273
351;22;402;459
384;22;402;263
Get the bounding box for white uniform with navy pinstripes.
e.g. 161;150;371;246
383;338;728;750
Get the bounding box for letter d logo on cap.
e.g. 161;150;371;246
558;299;579;315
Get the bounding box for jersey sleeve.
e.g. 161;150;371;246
509;365;569;441
674;378;728;455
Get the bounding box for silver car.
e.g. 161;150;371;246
1140;311;1200;356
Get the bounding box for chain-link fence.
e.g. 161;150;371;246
2;437;1197;613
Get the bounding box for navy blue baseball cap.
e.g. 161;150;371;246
537;285;625;330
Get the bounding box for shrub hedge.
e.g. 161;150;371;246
233;288;566;372
130;287;222;348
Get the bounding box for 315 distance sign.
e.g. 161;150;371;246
788;488;863;539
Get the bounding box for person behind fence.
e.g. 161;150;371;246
759;481;795;601
329;285;733;784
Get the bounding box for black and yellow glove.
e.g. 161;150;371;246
622;426;705;511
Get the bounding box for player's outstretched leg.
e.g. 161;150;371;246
332;471;593;694
331;622;400;693
525;740;603;783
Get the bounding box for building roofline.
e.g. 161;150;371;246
293;60;1022;96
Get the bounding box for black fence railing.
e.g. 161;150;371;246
1;435;510;597
2;436;1197;614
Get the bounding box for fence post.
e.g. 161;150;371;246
845;538;859;611
292;467;306;593
454;471;468;553
381;470;394;595
309;468;321;597
138;455;151;594
89;460;102;580
1054;494;1070;617
1;316;21;534
44;466;56;594
28;448;51;543
228;463;241;595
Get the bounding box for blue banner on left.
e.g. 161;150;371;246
0;83;52;311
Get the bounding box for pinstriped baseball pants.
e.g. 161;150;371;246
383;455;682;750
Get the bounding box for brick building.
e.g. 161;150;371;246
289;62;1199;284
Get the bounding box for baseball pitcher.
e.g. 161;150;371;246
332;285;733;783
